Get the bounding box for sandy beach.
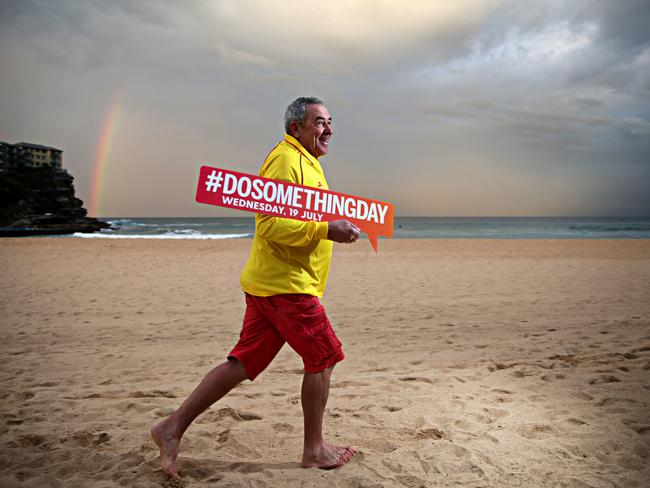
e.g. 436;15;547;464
1;238;649;487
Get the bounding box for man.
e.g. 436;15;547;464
151;97;360;479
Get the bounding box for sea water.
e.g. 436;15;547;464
70;216;650;239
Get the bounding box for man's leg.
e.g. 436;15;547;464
151;359;249;479
300;365;357;468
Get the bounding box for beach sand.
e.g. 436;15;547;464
1;238;649;487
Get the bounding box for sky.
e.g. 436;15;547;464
1;0;649;217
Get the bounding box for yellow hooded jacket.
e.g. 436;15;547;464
240;134;332;297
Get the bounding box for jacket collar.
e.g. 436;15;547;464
284;134;320;167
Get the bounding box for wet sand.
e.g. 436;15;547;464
1;238;649;487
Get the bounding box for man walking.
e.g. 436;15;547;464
151;97;360;479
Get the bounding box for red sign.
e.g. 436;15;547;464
195;166;394;252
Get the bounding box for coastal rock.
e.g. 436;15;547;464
0;166;110;236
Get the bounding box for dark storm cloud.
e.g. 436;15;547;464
1;1;648;216
590;0;650;53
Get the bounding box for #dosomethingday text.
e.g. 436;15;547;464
196;166;394;252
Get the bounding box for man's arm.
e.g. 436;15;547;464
257;217;360;246
257;215;328;246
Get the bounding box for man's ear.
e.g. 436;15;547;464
289;122;300;138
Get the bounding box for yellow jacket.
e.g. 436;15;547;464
240;134;333;297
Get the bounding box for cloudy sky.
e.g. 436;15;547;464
1;0;649;217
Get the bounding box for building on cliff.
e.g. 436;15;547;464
0;141;63;172
0;140;110;234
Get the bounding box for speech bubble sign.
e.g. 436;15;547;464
195;165;394;252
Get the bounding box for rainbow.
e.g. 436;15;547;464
89;92;123;217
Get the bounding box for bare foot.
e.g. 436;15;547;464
302;442;358;469
150;420;181;479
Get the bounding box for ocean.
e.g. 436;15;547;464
70;217;650;240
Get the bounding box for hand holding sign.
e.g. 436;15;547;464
195;166;393;252
328;220;361;244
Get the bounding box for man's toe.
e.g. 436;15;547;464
319;447;357;470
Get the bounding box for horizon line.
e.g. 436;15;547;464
94;215;650;219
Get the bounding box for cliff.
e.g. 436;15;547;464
0;166;110;236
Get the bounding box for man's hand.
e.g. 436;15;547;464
327;220;360;244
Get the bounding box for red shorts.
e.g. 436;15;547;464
228;293;345;380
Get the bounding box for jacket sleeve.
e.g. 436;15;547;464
256;152;329;247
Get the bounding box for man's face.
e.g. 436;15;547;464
293;104;332;159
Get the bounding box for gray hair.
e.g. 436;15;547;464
284;96;324;134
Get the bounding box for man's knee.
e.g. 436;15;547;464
304;364;334;378
225;357;251;381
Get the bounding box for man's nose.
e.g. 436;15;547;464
323;122;332;134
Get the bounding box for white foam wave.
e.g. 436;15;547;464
106;219;155;227
161;222;206;228
73;232;251;240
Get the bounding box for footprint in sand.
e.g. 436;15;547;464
20;391;35;401
597;397;636;407
399;377;434;384
492;388;512;395
588;375;621;385
60;430;110;447
168;458;217;482
382;457;403;473
572;391;594;401
513;368;538;378
272;422;295;433
621;418;650;435
14;470;33;482
481;432;501;444
416;428;444;440
330;380;371;388
397;474;430;487
217;429;230;443
213;407;262;421
243;392;263;399
517;423;553;439
476;407;509;425
154;407;174;418
13;433;49;448
566;418;588;425
130;390;177;398
541;373;566;382
491;388;514;403
367;366;390;372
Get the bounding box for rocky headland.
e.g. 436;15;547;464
0;166;110;236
